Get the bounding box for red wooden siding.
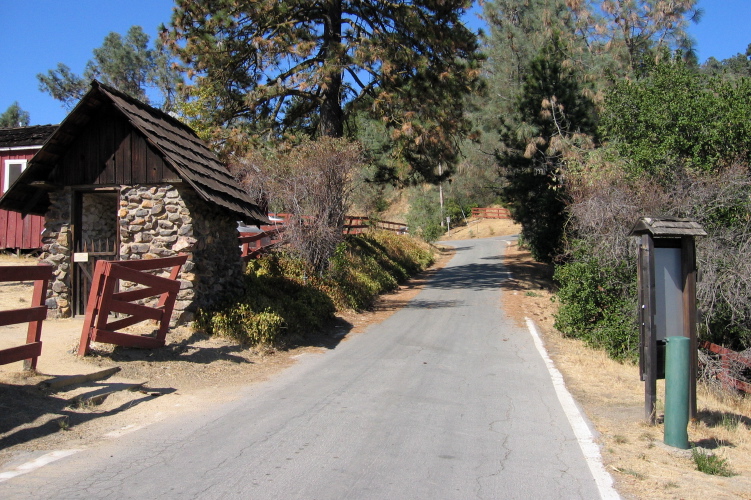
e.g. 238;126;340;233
0;150;44;250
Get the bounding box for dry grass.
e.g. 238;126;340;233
502;242;751;499
0;251;39;265
441;216;520;240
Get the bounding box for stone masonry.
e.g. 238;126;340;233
40;184;246;325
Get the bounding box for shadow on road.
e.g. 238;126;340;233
0;382;174;451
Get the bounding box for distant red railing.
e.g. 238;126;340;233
471;207;511;219
239;226;286;262
0;265;53;370
344;216;408;235
239;215;407;261
700;341;751;394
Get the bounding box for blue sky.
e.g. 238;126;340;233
1;0;749;126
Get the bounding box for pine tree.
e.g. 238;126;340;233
166;0;483;183
498;36;597;261
0;102;31;128
38;26;182;111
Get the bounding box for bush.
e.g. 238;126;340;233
329;231;434;310
195;252;336;345
196;232;434;346
553;247;638;360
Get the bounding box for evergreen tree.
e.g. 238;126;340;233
38;26;182;111
0;102;31;127
166;0;483;183
569;0;702;77
498;36;597;261
700;43;751;80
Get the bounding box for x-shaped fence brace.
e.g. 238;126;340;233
77;255;187;356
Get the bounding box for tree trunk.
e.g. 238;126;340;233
319;0;344;138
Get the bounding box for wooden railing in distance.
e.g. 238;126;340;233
271;214;407;235
344;216;408;235
239;226;285;262
77;255;187;356
0;265;53;370
239;215;408;261
700;341;751;394
471;207;511;219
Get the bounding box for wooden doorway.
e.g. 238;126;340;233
73;190;120;316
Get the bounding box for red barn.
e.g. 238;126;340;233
0;125;57;250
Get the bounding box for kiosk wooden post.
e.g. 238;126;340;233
629;217;705;424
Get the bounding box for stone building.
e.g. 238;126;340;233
0;81;267;324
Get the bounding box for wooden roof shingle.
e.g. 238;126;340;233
0;81;268;225
629;217;707;237
0;125;57;149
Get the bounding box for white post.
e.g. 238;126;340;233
439;163;444;227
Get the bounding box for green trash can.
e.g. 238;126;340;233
664;336;690;449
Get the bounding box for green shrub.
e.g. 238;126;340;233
691;447;735;477
329;231;434;310
196;232;434;346
553;250;638;360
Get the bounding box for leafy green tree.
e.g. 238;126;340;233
600;57;751;175
38;26;182;111
0;102;30;127
405;186;444;243
167;0;483;183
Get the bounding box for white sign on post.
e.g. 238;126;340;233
73;252;89;263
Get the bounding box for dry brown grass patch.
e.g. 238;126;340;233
501;242;751;499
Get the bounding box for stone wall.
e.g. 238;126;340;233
80;193;117;252
40;184;246;325
39;189;72;318
118;184;245;324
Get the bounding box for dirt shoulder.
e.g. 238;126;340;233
500;242;751;500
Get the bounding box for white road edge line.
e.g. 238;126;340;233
0;449;81;483
525;317;621;500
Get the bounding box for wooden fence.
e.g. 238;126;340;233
471;207;511;219
700;341;751;394
239;226;286;262
77;255;187;355
239;215;408;261
344;216;408;235
0;265;53;370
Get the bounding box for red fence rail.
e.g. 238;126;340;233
77;255;187;356
471;207;511;219
700;341;751;394
239;215;408;261
239;226;286;262
0;265;53;370
344;216;408;235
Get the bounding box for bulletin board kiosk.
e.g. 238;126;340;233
629;217;706;425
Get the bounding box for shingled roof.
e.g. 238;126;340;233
0;81;268;224
0;125;58;149
629;217;707;237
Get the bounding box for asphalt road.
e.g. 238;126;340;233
0;236;609;499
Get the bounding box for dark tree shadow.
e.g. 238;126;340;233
0;381;174;450
696;408;751;430
691;437;735;449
